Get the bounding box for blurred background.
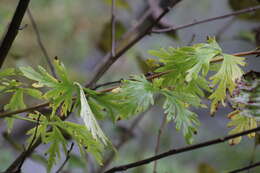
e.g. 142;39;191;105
0;0;260;172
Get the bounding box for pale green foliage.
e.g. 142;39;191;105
117;75;160;118
148;38;221;86
227;71;260;144
227;111;257;145
20;59;76;116
161;89;201;144
0;69;43;131
75;82;109;145
45;126;68;172
26;113;49;145
148;37;246;142
0;37;251;171
209;54;245;114
56;120;104;164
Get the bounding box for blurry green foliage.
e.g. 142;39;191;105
229;0;260;21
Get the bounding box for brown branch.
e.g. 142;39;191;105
111;0;116;57
0;0;31;68
153;114;167;173
55;143;74;173
4;114;41;173
0;102;49;119
86;0;182;88
16;114;41;170
228;161;260;173
95;110;148;173
104;126;260;173
152;5;260;33
27;8;56;77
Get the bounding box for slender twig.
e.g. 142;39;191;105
4;138;41;173
95;110;148;173
93;79;122;90
27;8;56;77
111;0;116;57
0;0;31;68
0;102;49;119
153;114;167;173
55;143;75;173
104;126;260;173
152;5;260;33
86;1;182;88
86;3;260;88
229;161;260;173
17;114;41;171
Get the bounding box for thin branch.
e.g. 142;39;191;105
104;126;260;173
229;161;260;173
0;102;49;119
86;1;182;88
95;110;148;173
152;5;260;33
17;114;41;170
55;143;75;173
0;0;31;68
4;114;41;173
27;8;56;77
93;79;123;90
111;0;116;57
4;138;41;173
4;108;71;172
153;114;167;173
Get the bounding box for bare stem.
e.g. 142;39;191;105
27;8;56;77
152;5;260;33
104;126;260;173
0;0;31;68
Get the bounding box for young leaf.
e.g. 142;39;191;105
149;37;222;86
4;88;26;132
75;82;109;145
44;126;68;172
117;75;160;118
161;89;200;144
209;54;246;114
57;120;104;164
20;61;76;116
20;66;58;87
227;110;257;145
26;112;49;145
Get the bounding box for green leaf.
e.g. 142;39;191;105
20;61;76;116
185;38;222;82
44;126;68;172
20;66;58;88
161;89;200;144
209;54;246;114
23;88;43;99
75;82;109;145
0;68;16;78
149;37;222;86
227;110;257;145
117;75;160;118
53;58;70;83
4;88;26;132
26;112;49;145
57;120;104;164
